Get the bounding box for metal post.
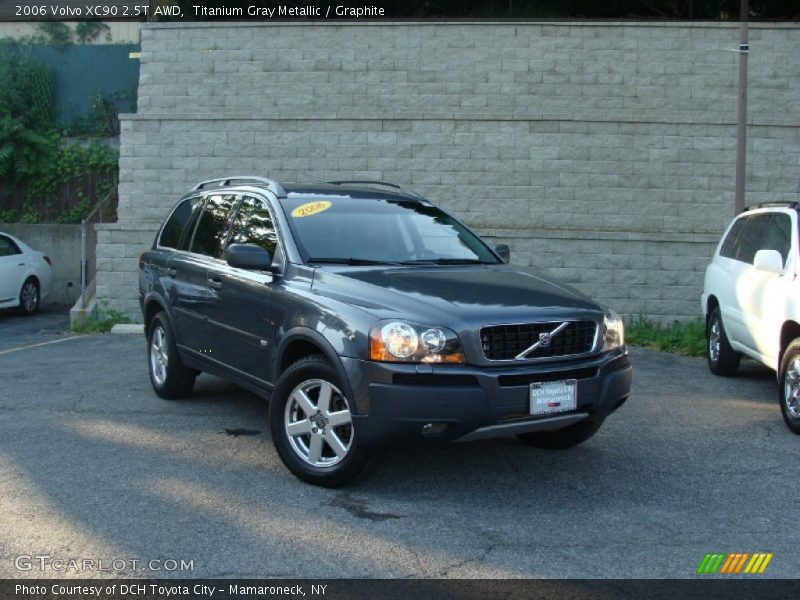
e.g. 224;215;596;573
734;0;749;215
80;218;87;309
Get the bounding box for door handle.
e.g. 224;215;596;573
207;277;222;291
18;263;24;267
166;267;177;278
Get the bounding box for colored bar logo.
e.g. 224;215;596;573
696;552;773;574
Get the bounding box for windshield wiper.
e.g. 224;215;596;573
400;258;495;265
306;257;402;266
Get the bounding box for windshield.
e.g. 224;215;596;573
282;196;500;265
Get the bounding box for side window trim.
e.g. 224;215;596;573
180;194;208;252
719;218;743;260
0;235;21;255
228;193;287;273
157;194;205;250
188;193;239;260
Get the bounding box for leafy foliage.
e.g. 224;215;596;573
0;42;56;133
75;21;112;43
27;140;119;222
71;304;133;333
0;42;119;224
625;316;706;357
0;116;55;181
34;22;72;45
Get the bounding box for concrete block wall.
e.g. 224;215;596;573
100;21;800;322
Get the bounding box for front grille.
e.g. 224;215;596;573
480;320;598;361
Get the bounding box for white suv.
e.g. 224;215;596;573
702;203;800;434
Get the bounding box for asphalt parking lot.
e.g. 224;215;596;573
0;308;797;579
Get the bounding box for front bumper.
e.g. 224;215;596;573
343;349;632;448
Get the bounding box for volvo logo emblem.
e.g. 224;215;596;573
514;321;570;359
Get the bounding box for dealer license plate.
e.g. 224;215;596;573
529;380;577;416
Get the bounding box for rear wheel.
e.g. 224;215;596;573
147;312;196;399
270;355;377;486
706;308;740;376
517;417;604;449
779;339;800;434
18;278;39;315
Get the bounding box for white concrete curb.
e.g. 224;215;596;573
110;324;145;335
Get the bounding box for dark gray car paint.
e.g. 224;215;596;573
140;183;628;442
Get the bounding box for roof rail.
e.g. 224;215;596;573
192;176;286;198
325;180;424;200
744;201;800;212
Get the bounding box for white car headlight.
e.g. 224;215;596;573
370;320;465;363
602;310;625;351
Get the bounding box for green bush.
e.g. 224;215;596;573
0;115;56;181
625;316;707;357
0;41;119;224
0;42;56;132
72;305;132;333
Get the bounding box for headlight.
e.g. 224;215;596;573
370;320;465;363
602;310;625;351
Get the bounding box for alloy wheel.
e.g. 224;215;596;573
708;319;721;363
150;326;169;386
284;379;353;468
21;281;38;312
783;357;800;420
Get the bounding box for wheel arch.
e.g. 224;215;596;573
142;292;173;333
275;328;355;403
705;295;720;329
779;320;800;371
21;273;39;290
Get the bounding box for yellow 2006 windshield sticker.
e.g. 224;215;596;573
291;201;331;218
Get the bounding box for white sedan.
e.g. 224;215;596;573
0;232;53;315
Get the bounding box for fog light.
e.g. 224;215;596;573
422;422;448;435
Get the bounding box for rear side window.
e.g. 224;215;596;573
160;197;203;249
761;213;793;265
190;194;237;258
0;235;20;256
227;195;279;255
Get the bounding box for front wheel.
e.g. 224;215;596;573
779;339;800;435
270;355;377;486
517;417;604;449
707;308;740;376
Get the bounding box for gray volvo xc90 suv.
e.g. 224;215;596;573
139;176;632;486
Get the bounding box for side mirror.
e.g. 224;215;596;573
753;249;783;274
493;243;511;264
225;243;272;270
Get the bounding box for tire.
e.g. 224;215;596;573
778;338;800;435
706;308;740;376
517;417;604;450
146;312;196;399
270;355;377;487
18;277;40;315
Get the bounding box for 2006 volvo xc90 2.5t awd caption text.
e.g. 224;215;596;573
139;176;632;486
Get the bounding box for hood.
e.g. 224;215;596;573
311;264;604;327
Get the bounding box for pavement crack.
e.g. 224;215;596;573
327;493;403;522
220;428;261;437
438;542;498;577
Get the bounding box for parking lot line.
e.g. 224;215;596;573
0;335;91;356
